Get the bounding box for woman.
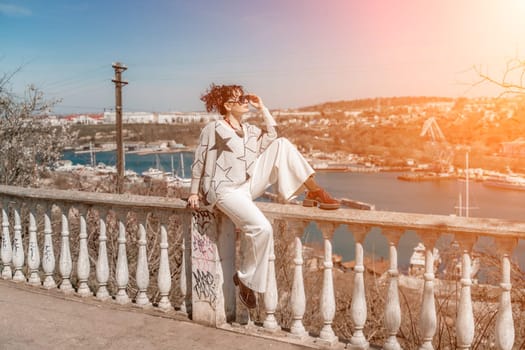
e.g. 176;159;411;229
188;83;339;309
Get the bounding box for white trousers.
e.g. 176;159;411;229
216;138;314;293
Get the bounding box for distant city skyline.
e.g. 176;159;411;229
2;0;525;113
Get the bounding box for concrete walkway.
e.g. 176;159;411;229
0;281;309;350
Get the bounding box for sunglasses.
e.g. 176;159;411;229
227;95;250;104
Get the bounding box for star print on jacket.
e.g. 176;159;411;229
190;107;278;207
210;163;233;194
209;129;233;160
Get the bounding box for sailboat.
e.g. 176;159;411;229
165;152;192;191
142;154;165;181
408;151;478;279
454;151;478;217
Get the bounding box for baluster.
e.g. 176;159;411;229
115;211;130;304
348;224;370;350
263;219;279;332
76;208;91;296
136;218;151;307
1;203;13;279
494;237;517;350
179;236;187;314
96;209;110;300
455;234;476;350
288;220;308;339
382;228;403;350
315;221;338;345
27;207;41;285
42;207;56;288
12;205;25;282
157;218;173;311
59;207;73;292
417;231;439;350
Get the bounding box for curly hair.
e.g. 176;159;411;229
200;83;244;115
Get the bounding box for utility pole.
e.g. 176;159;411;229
112;62;128;194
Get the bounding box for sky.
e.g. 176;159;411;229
2;0;525;114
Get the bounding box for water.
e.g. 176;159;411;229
312;171;525;271
62;151;525;270
63;150;194;177
315;171;525;220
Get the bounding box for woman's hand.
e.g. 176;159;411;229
187;194;200;209
247;94;264;110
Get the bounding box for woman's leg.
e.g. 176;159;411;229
250;137;340;209
250;137;315;200
216;183;273;294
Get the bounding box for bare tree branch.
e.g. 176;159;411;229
472;56;525;97
0;68;72;186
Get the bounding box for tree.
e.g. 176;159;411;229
0;69;72;186
473;57;525;97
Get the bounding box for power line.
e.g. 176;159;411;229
42;64;109;88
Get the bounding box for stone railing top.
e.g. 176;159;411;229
257;202;525;239
1;185;524;239
0;185;186;211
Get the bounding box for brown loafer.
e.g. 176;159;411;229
233;273;256;309
303;188;340;210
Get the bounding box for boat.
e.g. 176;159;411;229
408;242;440;277
312;162;349;172
142;168;165;181
397;172;456;182
165;174;192;188
482;173;525;191
95;162;117;176
166;153;191;190
142;154;167;181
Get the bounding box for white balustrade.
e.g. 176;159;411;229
76;209;91;296
263;219;279;332
1;204;13;279
2;185;525;349
136;221;151;307
494;237;517;350
348;224;370;350
455;234;476;350
317;221;338;346
27;208;41;285
115;212;130;304
157;222;173;311
96;210;110;300
42;209;56;289
418;231;439;350
12;206;25;282
382;228;403;350
289;221;308;339
59;209;73;292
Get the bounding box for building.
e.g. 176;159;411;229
501;137;525;157
103;111;219;124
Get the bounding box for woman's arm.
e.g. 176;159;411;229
188;124;212;208
248;95;278;151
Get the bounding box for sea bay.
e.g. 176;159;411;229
62;150;525;271
313;171;525;272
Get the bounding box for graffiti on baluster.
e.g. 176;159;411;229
192;231;214;260
29;242;36;260
191;210;217;270
193;269;217;304
13;237;21;254
44;245;53;263
191;210;216;239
